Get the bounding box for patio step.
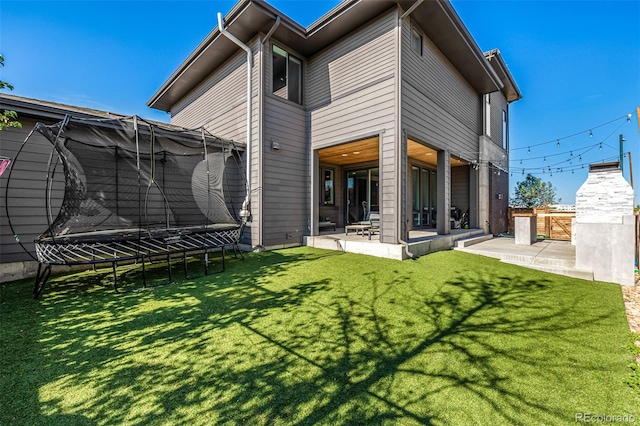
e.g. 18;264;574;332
455;234;493;248
502;260;594;281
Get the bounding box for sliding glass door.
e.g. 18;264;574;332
346;168;379;223
411;166;436;228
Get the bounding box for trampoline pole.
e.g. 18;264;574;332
204;250;209;275
142;257;147;288
167;254;172;282
183;251;188;279
112;260;119;294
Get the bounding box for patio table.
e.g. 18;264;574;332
345;224;371;236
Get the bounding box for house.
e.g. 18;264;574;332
147;0;521;252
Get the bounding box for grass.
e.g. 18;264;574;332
1;247;638;425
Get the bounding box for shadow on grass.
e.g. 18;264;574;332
0;249;632;425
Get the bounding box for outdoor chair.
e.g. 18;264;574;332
365;213;380;240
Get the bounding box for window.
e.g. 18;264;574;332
272;45;303;104
322;168;334;205
411;27;422;56
484;94;491;137
502;109;508;150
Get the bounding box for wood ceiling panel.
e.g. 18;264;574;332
318;137;379;165
318;138;469;167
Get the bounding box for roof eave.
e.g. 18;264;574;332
485;48;523;102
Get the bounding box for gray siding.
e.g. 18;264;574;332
308;10;398;243
262;94;308;246
451;165;470;213
0;116;63;263
401;18;481;160
171;39;261;245
489;91;508;149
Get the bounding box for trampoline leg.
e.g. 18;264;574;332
183;252;188;279
204;251;209;275
113;261;120;294
33;263;52;299
142;257;147;288
167;254;172;282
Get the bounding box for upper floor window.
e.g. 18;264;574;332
411;27;423;56
484;94;491;137
272;45;302;104
502;109;508;150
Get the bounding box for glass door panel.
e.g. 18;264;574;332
346;168;379;223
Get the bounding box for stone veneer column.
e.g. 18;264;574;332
478;135;491;234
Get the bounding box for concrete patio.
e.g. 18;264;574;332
453;236;594;281
304;228;485;260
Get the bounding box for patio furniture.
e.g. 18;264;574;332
319;221;336;231
365;213;380;240
345;224;371;236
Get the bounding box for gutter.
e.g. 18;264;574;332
217;12;252;223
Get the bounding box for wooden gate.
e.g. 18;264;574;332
508;207;575;241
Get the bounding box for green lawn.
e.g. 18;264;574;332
1;247;638;425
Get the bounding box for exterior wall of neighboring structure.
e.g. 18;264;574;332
0;116;64;265
308;9;398;244
171;38;261;246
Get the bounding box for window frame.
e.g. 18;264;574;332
272;44;303;105
321;168;335;206
411;26;423;56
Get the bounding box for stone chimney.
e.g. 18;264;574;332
574;162;635;285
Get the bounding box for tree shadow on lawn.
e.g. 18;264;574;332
1;250;635;425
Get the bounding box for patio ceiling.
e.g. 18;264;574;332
318;138;469;167
318;136;379;165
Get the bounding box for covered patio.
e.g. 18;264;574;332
304;227;484;260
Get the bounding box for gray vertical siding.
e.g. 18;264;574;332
451;165;470;213
308;10;398;242
489;91;508;149
171;39;261;245
401;18;480;159
0;116;64;263
262;95;308;246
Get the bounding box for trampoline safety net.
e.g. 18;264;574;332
10;115;246;296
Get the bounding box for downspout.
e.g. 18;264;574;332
218;12;252;223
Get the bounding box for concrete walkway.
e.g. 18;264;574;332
454;237;594;281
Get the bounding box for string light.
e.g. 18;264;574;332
589;129;593;137
556;140;560;147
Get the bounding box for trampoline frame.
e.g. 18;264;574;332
5;115;248;298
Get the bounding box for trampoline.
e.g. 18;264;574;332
5;115;248;297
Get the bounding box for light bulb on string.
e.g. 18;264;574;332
589;129;593;138
556;140;560;147
628;114;632;123
579;155;582;162
527;147;530;154
599;143;602;150
544;156;546;162
519;159;522;165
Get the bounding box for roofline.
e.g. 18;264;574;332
147;0;515;111
435;0;503;92
484;48;523;102
0;93;125;121
0;93;246;148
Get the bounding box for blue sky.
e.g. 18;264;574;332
2;0;639;204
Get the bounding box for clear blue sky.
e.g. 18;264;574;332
2;0;639;204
